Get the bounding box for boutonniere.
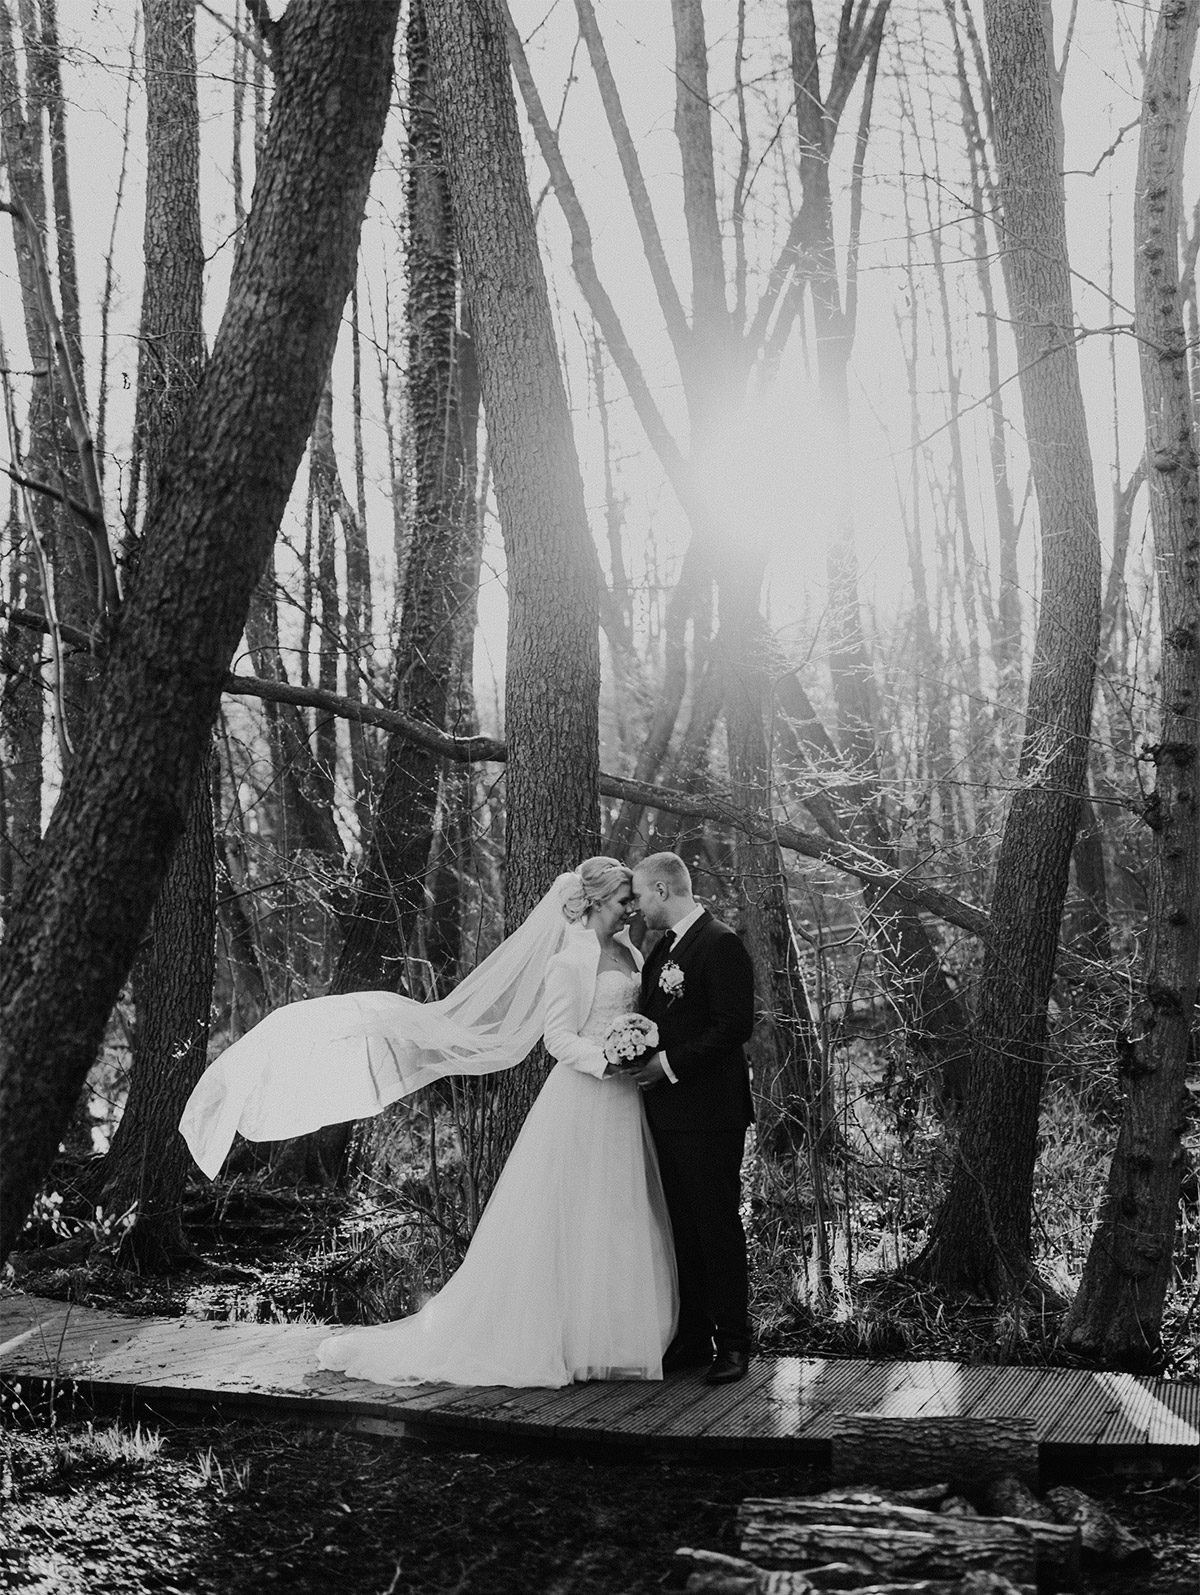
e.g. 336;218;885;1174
659;960;685;1001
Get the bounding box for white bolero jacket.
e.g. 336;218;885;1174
542;923;643;1080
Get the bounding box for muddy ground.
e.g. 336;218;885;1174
0;1414;1195;1594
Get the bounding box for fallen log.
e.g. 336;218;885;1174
676;1545;1035;1595
829;1416;1039;1489
813;1484;952;1511
982;1476;1055;1523
1043;1486;1152;1566
737;1499;1085;1588
737;1517;1035;1586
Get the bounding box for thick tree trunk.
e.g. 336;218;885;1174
94;0;214;1272
912;0;1102;1298
424;0;600;1176
1061;0;1200;1370
332;0;474;997
0;0;400;1260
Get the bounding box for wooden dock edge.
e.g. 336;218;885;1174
2;1367;1196;1479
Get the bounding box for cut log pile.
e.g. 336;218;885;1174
675;1473;1152;1595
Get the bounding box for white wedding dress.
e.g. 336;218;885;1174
317;969;678;1388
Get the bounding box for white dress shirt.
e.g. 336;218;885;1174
657;903;706;1084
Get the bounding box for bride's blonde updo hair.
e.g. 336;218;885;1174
560;856;632;923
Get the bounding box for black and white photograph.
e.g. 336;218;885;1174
0;1;1197;1590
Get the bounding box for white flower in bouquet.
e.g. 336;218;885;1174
602;1013;659;1069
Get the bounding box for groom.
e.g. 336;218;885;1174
629;851;755;1384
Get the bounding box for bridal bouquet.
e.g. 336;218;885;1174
603;1013;659;1070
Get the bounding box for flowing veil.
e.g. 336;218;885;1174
180;872;582;1179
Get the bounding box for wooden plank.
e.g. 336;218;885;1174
959;1364;1046;1421
1038;1371;1121;1448
788;1360;899;1437
406;1379;593;1437
2;1292;1197;1459
706;1360;826;1446
519;1376;667;1433
506;1376;691;1439
1138;1377;1200;1444
655;1361;783;1438
1094;1372;1200;1450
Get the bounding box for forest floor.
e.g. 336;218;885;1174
4;1171;1199;1593
0;1413;1196;1595
11;1165;1198;1376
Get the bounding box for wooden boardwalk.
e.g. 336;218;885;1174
2;1290;1196;1466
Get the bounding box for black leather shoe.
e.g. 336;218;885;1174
705;1349;749;1385
662;1341;714;1374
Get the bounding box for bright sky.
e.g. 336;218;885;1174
0;0;1182;743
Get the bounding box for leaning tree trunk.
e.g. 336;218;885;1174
1061;0;1200;1370
424;0;600;1182
94;0;215;1272
0;0;400;1260
911;0;1102;1298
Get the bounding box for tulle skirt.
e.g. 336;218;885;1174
318;1061;678;1388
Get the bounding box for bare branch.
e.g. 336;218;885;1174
197;0;272;69
243;0;280;58
572;0;691;370
502;3;715;542
1064;119;1139;180
0;598;1128;993
2;464;105;531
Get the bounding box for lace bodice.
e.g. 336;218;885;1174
579;968;642;1042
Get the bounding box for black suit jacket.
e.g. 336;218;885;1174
639;910;755;1136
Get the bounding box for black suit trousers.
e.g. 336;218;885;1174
650;1124;749;1355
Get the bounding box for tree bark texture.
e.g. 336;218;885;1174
914;0;1102;1297
423;0;600;1181
738;1497;1076;1587
0;518;42;910
0;0;400;1260
0;0;95;744
424;0;600;925
96;0;215;1271
332;0;475;997
125;0;205;551
1061;0;1200;1371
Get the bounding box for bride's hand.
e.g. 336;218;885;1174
628;1051;667;1090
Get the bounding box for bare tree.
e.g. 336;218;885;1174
93;0;214;1272
1062;0;1200;1369
912;0;1102;1298
0;0;401;1260
331;0;478;999
423;0;600;1176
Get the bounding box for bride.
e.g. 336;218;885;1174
180;858;677;1388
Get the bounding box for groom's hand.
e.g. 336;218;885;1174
630;1051;668;1089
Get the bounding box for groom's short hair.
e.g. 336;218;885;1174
637;851;692;898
